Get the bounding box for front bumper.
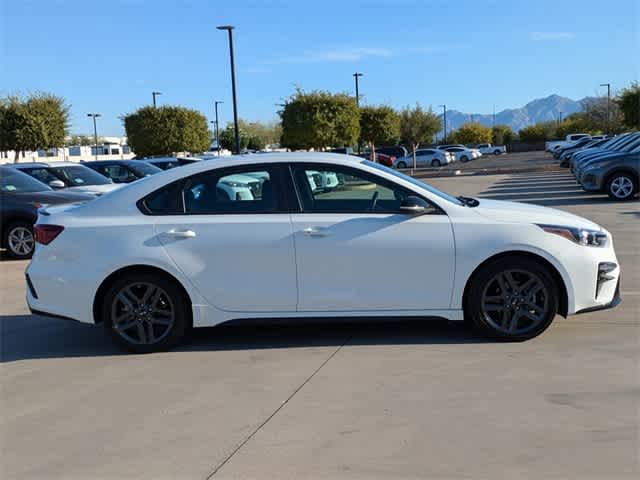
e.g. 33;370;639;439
579;167;605;192
575;279;621;314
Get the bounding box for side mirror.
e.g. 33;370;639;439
400;195;430;214
49;180;66;189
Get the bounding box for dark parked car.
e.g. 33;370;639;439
83;160;162;183
579;152;639;200
0;167;94;259
140;157;201;170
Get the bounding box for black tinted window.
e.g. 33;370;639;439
144;181;184;214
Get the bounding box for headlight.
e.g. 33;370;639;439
537;224;608;247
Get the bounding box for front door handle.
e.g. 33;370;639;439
166;229;197;239
303;227;330;237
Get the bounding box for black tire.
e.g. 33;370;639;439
494;150;501;155
4;220;35;259
396;161;407;169
605;173;638;201
431;159;441;167
101;272;189;353
460;156;469;163
464;256;559;341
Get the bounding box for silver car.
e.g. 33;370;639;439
393;149;453;168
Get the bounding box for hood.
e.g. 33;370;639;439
66;183;123;195
473;198;601;230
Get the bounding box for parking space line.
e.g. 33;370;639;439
205;332;355;479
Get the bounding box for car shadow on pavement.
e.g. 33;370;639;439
1;314;490;362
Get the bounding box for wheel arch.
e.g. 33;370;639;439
92;264;193;327
1;214;35;248
462;250;569;318
604;167;639;186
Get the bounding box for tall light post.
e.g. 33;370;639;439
152;91;162;107
600;83;611;134
353;72;363;107
214;100;223;155
438;104;447;143
492;104;496;128
87;113;101;160
217;25;240;154
558;111;563;128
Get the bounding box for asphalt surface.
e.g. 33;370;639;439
2;170;639;479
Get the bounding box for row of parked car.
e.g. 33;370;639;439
346;143;506;170
555;132;640;201
0;157;208;259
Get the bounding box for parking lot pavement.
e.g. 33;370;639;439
2;173;639;479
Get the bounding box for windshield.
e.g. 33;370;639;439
52;165;112;186
0;168;51;193
362;160;464;205
128;162;162;177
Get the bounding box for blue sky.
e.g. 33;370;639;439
2;0;638;135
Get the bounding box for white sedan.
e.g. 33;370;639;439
27;153;621;352
445;147;482;163
393;149;453;168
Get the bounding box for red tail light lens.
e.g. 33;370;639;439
34;225;64;245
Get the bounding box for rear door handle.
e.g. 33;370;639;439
303;227;330;237
166;229;197;239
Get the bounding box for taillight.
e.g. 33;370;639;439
34;225;64;245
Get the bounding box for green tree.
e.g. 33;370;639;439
359;105;400;160
491;124;514;145
218;123;250;151
518;121;557;141
615;82;640;129
124;105;210;157
449;122;492;145
280;89;360;150
0;93;69;161
399;104;441;168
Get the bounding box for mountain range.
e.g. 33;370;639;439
443;94;589;133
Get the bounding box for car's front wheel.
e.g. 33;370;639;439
465;257;558;341
606;173;637;200
460;155;469;163
396;161;407;169
431;159;441;167
102;273;189;353
4;221;35;259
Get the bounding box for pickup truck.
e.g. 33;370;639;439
476;143;507;155
545;134;591;152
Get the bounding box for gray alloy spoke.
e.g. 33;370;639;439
151;316;171;326
518;278;537;295
116;292;135;311
520;310;541;322
118;319;138;331
503;272;518;291
146;323;155;343
141;285;157;304
124;286;142;304
496;275;509;294
113;311;132;324
484;295;504;303
507;310;520;332
149;288;164;309
484;304;505;312
136;323;147;343
525;302;544;316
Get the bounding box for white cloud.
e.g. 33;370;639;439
530;32;575;41
265;47;392;65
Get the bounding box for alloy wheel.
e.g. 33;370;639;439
8;226;35;256
111;282;175;345
609;176;634;199
481;269;549;335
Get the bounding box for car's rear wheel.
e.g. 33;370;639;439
4;221;35;259
102;273;189;353
431;159;441;167
465;257;558;341
460;156;469;163
606;173;637;200
494;150;501;155
396;161;407;169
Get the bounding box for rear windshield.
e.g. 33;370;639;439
0;168;50;193
52;165;112;186
128;162;162;177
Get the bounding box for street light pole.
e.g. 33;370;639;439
353;72;363;107
558;111;563;128
152;91;162;107
438;105;447;143
214;100;223;155
217;25;240;154
87;113;101;160
600;83;611;134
